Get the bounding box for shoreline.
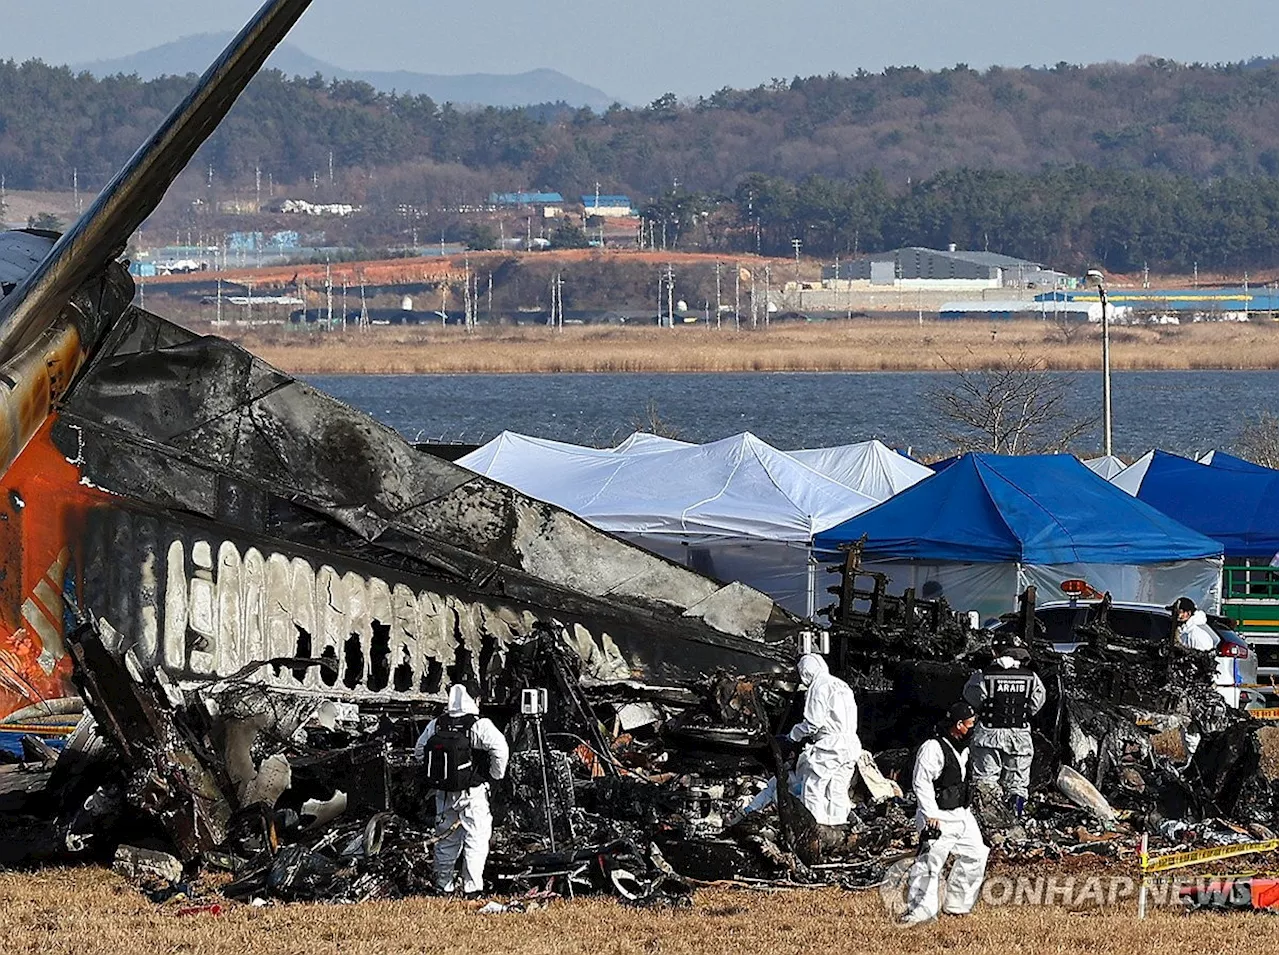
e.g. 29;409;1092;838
290;363;1280;376
219;319;1280;376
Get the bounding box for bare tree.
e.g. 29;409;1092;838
1047;310;1084;345
631;399;685;440
1235;411;1279;469
930;350;1096;455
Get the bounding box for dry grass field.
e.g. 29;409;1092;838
0;864;1269;955
226;319;1279;375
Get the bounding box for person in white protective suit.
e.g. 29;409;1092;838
415;685;510;895
786;653;863;826
1169;596;1218;651
900;701;990;926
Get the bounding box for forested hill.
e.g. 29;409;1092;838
0;57;1275;271
0;57;1273;195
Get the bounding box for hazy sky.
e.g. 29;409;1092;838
2;0;1276;103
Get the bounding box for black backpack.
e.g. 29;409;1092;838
423;714;483;791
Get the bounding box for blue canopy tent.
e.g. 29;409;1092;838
1114;450;1278;560
814;453;1225;623
1199;450;1274;475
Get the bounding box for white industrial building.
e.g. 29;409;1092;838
823;246;1069;291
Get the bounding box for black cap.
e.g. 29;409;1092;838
1168;596;1196;614
946;701;975;723
992;631;1022;651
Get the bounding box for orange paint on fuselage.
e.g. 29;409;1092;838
0;415;112;720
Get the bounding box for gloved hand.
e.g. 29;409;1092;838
919;821;942;851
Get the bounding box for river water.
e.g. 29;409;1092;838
305;370;1276;458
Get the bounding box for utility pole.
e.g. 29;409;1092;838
750;270;758;329
665;264;675;329
341;279;348;331
73;168;81;215
328;150;334;187
764;264;771;328
464;256;471;331
325;262;333;328
714;261;722;329
1087;270;1113;457
792;238;802;284
473;270;480;330
487;272;493;323
215;278;222;327
255;164;261;212
734;262;741;331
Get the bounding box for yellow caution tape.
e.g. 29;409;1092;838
1249;708;1280;720
0;723;75;735
1142;839;1279;873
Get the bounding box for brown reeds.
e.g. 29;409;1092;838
225;319;1280;375
0;864;1262;955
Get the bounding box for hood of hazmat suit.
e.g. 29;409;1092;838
447;684;481;717
797;653;828;689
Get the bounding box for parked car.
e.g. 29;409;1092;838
993;598;1263;709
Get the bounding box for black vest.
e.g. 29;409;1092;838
934;735;968;811
978;665;1035;729
422;714;486;791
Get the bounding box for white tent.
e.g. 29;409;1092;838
1110;451;1154;496
611;432;693;453
458;431;884;616
787;440;933;499
1083;454;1128;480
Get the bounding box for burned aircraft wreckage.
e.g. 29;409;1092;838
0;0;1273;909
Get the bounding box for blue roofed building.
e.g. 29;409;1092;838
582;194;634;218
489;192;565;218
1034;287;1279;319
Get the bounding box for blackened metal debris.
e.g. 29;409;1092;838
3;562;1269;910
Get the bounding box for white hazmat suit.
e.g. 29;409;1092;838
902;735;990;923
415;685;510;894
1176;610;1217;651
787;654;862;825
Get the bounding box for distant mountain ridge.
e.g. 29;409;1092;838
74;32;618;110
